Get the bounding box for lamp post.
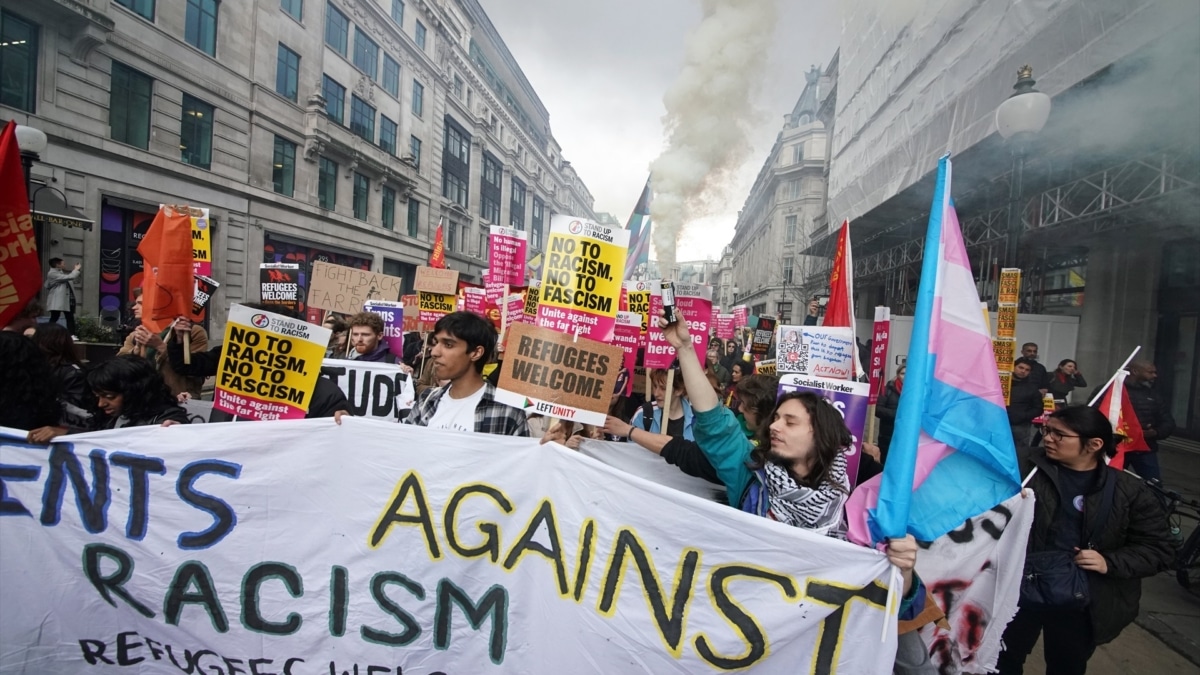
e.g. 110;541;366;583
14;124;49;258
995;66;1051;269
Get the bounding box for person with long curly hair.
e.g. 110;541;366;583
0;332;62;431
85;356;190;429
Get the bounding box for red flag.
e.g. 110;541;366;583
0;121;42;328
137;205;195;332
429;219;446;269
823;219;861;377
1097;371;1150;471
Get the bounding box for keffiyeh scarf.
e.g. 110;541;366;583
763;450;850;539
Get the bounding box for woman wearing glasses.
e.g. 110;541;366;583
996;406;1174;675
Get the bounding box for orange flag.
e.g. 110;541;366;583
1096;370;1150;471
0;121;42;328
137;205;195;332
430;219;446;268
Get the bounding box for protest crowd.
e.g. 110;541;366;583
0;123;1188;674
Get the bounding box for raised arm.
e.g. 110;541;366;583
659;313;719;412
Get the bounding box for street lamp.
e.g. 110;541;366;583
995;66;1051;269
14;124;47;198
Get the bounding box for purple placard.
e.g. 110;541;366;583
363;300;405;357
777;373;871;488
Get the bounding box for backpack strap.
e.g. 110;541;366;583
642;401;654;432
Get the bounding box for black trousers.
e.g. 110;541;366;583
996;606;1096;674
49;310;76;336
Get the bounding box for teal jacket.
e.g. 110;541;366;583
693;405;758;508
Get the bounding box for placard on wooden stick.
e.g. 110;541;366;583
414;265;459;295
307;261;402;314
494;323;622;426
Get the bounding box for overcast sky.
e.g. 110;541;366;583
478;0;841;262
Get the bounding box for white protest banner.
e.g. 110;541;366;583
321;359;416;420
0;422;898;674
917;494;1033;674
213;304;331;421
577;439;726;503
776;325;856;379
180;398;215;423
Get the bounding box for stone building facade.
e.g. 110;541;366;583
1;0;593;333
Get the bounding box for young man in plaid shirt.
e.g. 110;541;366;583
405;312;529;436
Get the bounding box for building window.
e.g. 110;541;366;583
382;54;400;98
350;95;375;142
325;3;348;56
443;172;468;208
275;43;300;102
411;80;424;117
281;0;302;20
180;94;214;170
391;0;403;25
482;154;500;188
480;153;500;223
778;301;793;324
0;10;38;113
272;135;297;197
353;172;369;220
481;197;499;223
318;157;337;209
782;258;794;284
452;74;463;99
381;185;396;230
784;179;800;200
409;135;421;169
510;177;526;230
444;122;468;163
109;62;153;150
115;0;154;21
447;220;457;253
407;199;419;237
792;143;805;164
353;27;378;79
185;0;219;56
531;197;544;249
785;214;797;244
415;20;426;50
379;116;397;155
479;232;488;261
322;74;345;124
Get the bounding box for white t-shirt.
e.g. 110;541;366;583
426;385;486;432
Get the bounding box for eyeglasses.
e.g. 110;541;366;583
1044;427;1081;441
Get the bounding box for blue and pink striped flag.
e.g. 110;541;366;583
847;155;1020;545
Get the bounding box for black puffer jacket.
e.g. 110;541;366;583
1021;447;1174;644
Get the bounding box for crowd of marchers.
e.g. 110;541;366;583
0;288;1178;675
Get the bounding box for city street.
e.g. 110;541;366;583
1026;440;1200;674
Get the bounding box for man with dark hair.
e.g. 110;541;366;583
1111;359;1174;481
1021;342;1050;390
1008;357;1045;447
44;257;81;337
405;311;528;436
346;311;396;363
168;304;350;420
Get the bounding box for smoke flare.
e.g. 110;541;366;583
650;0;778;275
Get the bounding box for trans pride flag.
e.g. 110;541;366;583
847;156;1020;545
624;178;652;280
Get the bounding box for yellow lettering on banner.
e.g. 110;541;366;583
444;483;514;563
572;518;598;603
501;499;570;598
191;217;211;263
596;527;701;658
693;564;798;670
627;291;651;333
538;234;623;317
368;471;442;560
418;291;456;314
801;577;891;675
523;285;540;317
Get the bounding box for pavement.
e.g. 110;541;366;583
1023;439;1200;674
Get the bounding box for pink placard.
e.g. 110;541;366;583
869;319;892;405
612;312;641;396
463;287;487;316
732;305;749;328
488;226;528;287
716;314;735;340
645;283;713;369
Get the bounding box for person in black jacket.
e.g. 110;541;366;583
996;406;1174;675
1047;358;1087;408
168;305;351;421
1091;359;1175;482
1008;358;1045;448
3;332;65;435
874;365;905;463
31;323;91;424
1021;342;1051;390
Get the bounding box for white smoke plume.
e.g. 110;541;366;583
650;0;779;276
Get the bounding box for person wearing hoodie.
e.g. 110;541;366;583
347;312;397;363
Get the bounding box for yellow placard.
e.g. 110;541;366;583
538;233;624;317
417;291;456;322
996;304;1018;339
523;283;540;317
998;268;1021;305
626;290;651;333
213;305;330;420
992;338;1015;370
998;371;1013;406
